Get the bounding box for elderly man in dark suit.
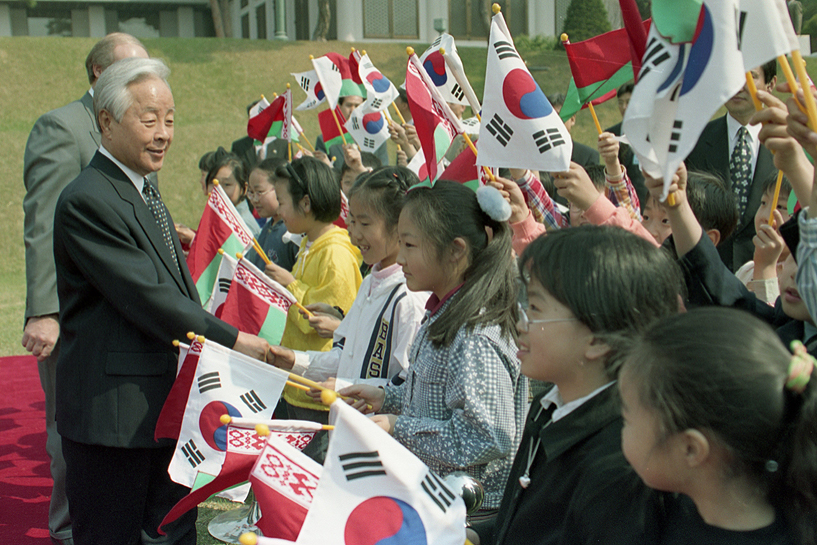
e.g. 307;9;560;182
53;57;270;545
22;32;148;545
685;60;778;272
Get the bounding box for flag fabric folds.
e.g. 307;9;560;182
186;184;255;305
159;420;319;533
154;337;204;441
739;0;799;71
478;10;572;172
619;0;650;81
218;257;297;347
405;53;463;184
282;400;467;545
167;339;289;489
292;70;325;111
247;92;297;144
312;52;365;111
249;430;323;541
205;251;238;317
560;20;651;121
418;34;470;106
622;0;745;199
355;52;399;112
441;144;492;192
344;108;390;154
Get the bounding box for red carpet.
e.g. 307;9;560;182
0;355;52;543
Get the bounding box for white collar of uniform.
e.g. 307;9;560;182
89;87;94;97
540;381;616;423
99;145;148;202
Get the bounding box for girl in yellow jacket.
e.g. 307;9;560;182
265;157;362;419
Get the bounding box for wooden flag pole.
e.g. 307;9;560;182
792;50;817;131
310;54;348;145
391;102;407;125
778;55;805;112
462;132;496;182
287;373;372;409
440;47;482;116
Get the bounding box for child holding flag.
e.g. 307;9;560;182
267;166;427;396
470;225;684;545
263;157;362;421
341;181;526;521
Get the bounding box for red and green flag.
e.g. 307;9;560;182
218;257;297;346
247;93;299;144
186;184;255;305
318;106;349;150
560;20;650;122
441;145;493;192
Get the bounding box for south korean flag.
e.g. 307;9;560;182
345;108;390;153
168;339;289;489
623;0;744;199
292;69;325;111
478;11;571;172
417;33;469;106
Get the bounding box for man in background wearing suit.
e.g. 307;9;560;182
22;32;148;545
685;60;778;272
53;57;270;544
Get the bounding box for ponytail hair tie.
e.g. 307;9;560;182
476;184;512;223
786;340;815;394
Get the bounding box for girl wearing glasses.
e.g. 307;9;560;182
470;225;683;545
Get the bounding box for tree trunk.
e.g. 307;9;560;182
220;0;233;37
210;0;225;37
312;0;331;41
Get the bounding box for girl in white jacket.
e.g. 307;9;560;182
268;166;427;391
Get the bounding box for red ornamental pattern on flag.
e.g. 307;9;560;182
250;431;323;541
208;187;255;248
418;33;470;106
167;340;289;489
405;55;463;183
159;422;318;534
622;0;744;199
478;11;572;172
333;188;349;230
282;88;292;142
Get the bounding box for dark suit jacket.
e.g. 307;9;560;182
473;386;651;545
23;91;100;320
570;141;600;169
53;152;238;449
685;115;777;271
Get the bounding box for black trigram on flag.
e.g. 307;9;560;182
451;83;465;102
300;76;310;92
363;137;376;149
494;40;520;61
533;128;566;153
369;98;383;110
240;390;267;413
362;61;374;70
486;114;513;146
198;371;221;394
421;472;457;513
737;10;748;50
218;278;231;294
668;120;683;153
330;63;340;73
431;35;443;48
351;117;361;131
639;37;671;80
339;451;387;481
181;439;205;468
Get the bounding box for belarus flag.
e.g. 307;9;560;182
405;53;463;184
159;420;319;534
218;257;297;347
247;93;297;143
560;20;651;122
441;145;493;192
186;184;255;305
318;106;349;150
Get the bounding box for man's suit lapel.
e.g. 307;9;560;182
734;147;776;237
92;154;191;296
80;92;102;148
